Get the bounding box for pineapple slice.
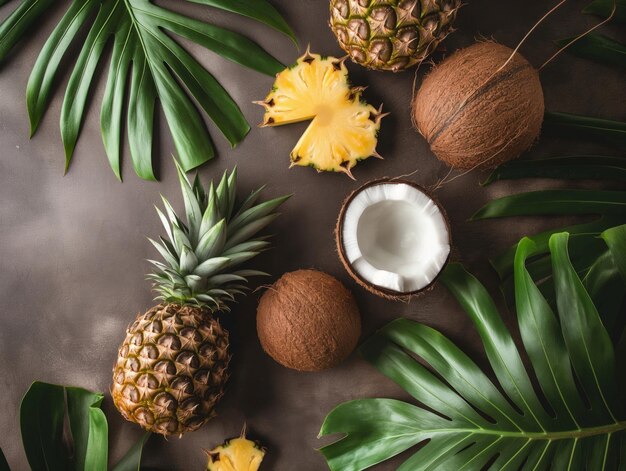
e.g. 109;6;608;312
256;50;385;179
206;427;265;471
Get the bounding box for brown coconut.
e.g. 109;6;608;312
256;270;361;372
412;41;544;169
336;179;451;301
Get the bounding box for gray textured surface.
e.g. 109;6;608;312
0;1;624;470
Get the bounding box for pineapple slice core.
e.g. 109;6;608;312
258;51;385;178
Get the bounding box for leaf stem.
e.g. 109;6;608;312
427;420;626;441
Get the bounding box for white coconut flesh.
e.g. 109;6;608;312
342;183;450;294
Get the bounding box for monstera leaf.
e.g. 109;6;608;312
0;0;295;180
0;381;148;471
319;232;626;471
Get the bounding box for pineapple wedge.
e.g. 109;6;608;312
256;50;386;179
206;427;265;471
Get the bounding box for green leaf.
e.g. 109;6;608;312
222;251;258;270
583;0;626;23
582;226;626;344
472;189;626;219
153;6;284;76
193;256;231;277
583;250;626;341
26;0;101;137
491;220;616;280
320;234;626;471
148;238;179;270
223;239;270;256
20;382;108;471
20;382;70;471
179;246;199;274
188;0;297;45
0;0;55;63
1;0;294;179
550;233;619;420
175;163;203;244
229;195;291;234
101;16;134;180
618;329;626;406
235;186;267;218
472;189;626;281
514;238;589;427
555;34;626;70
544;112;626;150
150;167;286;307
602;224;626;282
482;155;626;185
225;214;280;250
111;432;150;471
216;170;231;220
195;219;227;261
0;447;10;471
66;388;108;471
439;264;551;430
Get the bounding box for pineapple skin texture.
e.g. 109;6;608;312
207;436;265;471
258;51;384;178
330;0;461;72
112;304;230;436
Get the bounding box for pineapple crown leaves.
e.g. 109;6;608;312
147;161;290;310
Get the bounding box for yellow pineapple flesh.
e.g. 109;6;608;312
257;50;385;179
206;428;265;471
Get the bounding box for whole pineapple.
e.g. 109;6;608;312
330;0;461;72
112;165;289;436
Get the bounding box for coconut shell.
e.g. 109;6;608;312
412;41;544;169
336;179;451;301
256;270;361;372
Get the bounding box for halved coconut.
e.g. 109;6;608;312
336;179;451;300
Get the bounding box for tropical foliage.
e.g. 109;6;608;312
0;382;148;471
319;229;626;470
544;112;626;151
0;0;295;180
475;0;626;308
583;0;626;22
556;0;626;71
475;144;625;313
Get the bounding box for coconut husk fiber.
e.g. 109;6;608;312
412;41;544;170
256;269;361;372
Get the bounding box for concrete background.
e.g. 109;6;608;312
0;0;624;469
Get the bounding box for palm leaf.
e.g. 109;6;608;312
483;154;626;185
472;189;626;280
544;112;626;150
583;0;626;23
0;0;294;180
555;34;626;69
320;233;626;471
